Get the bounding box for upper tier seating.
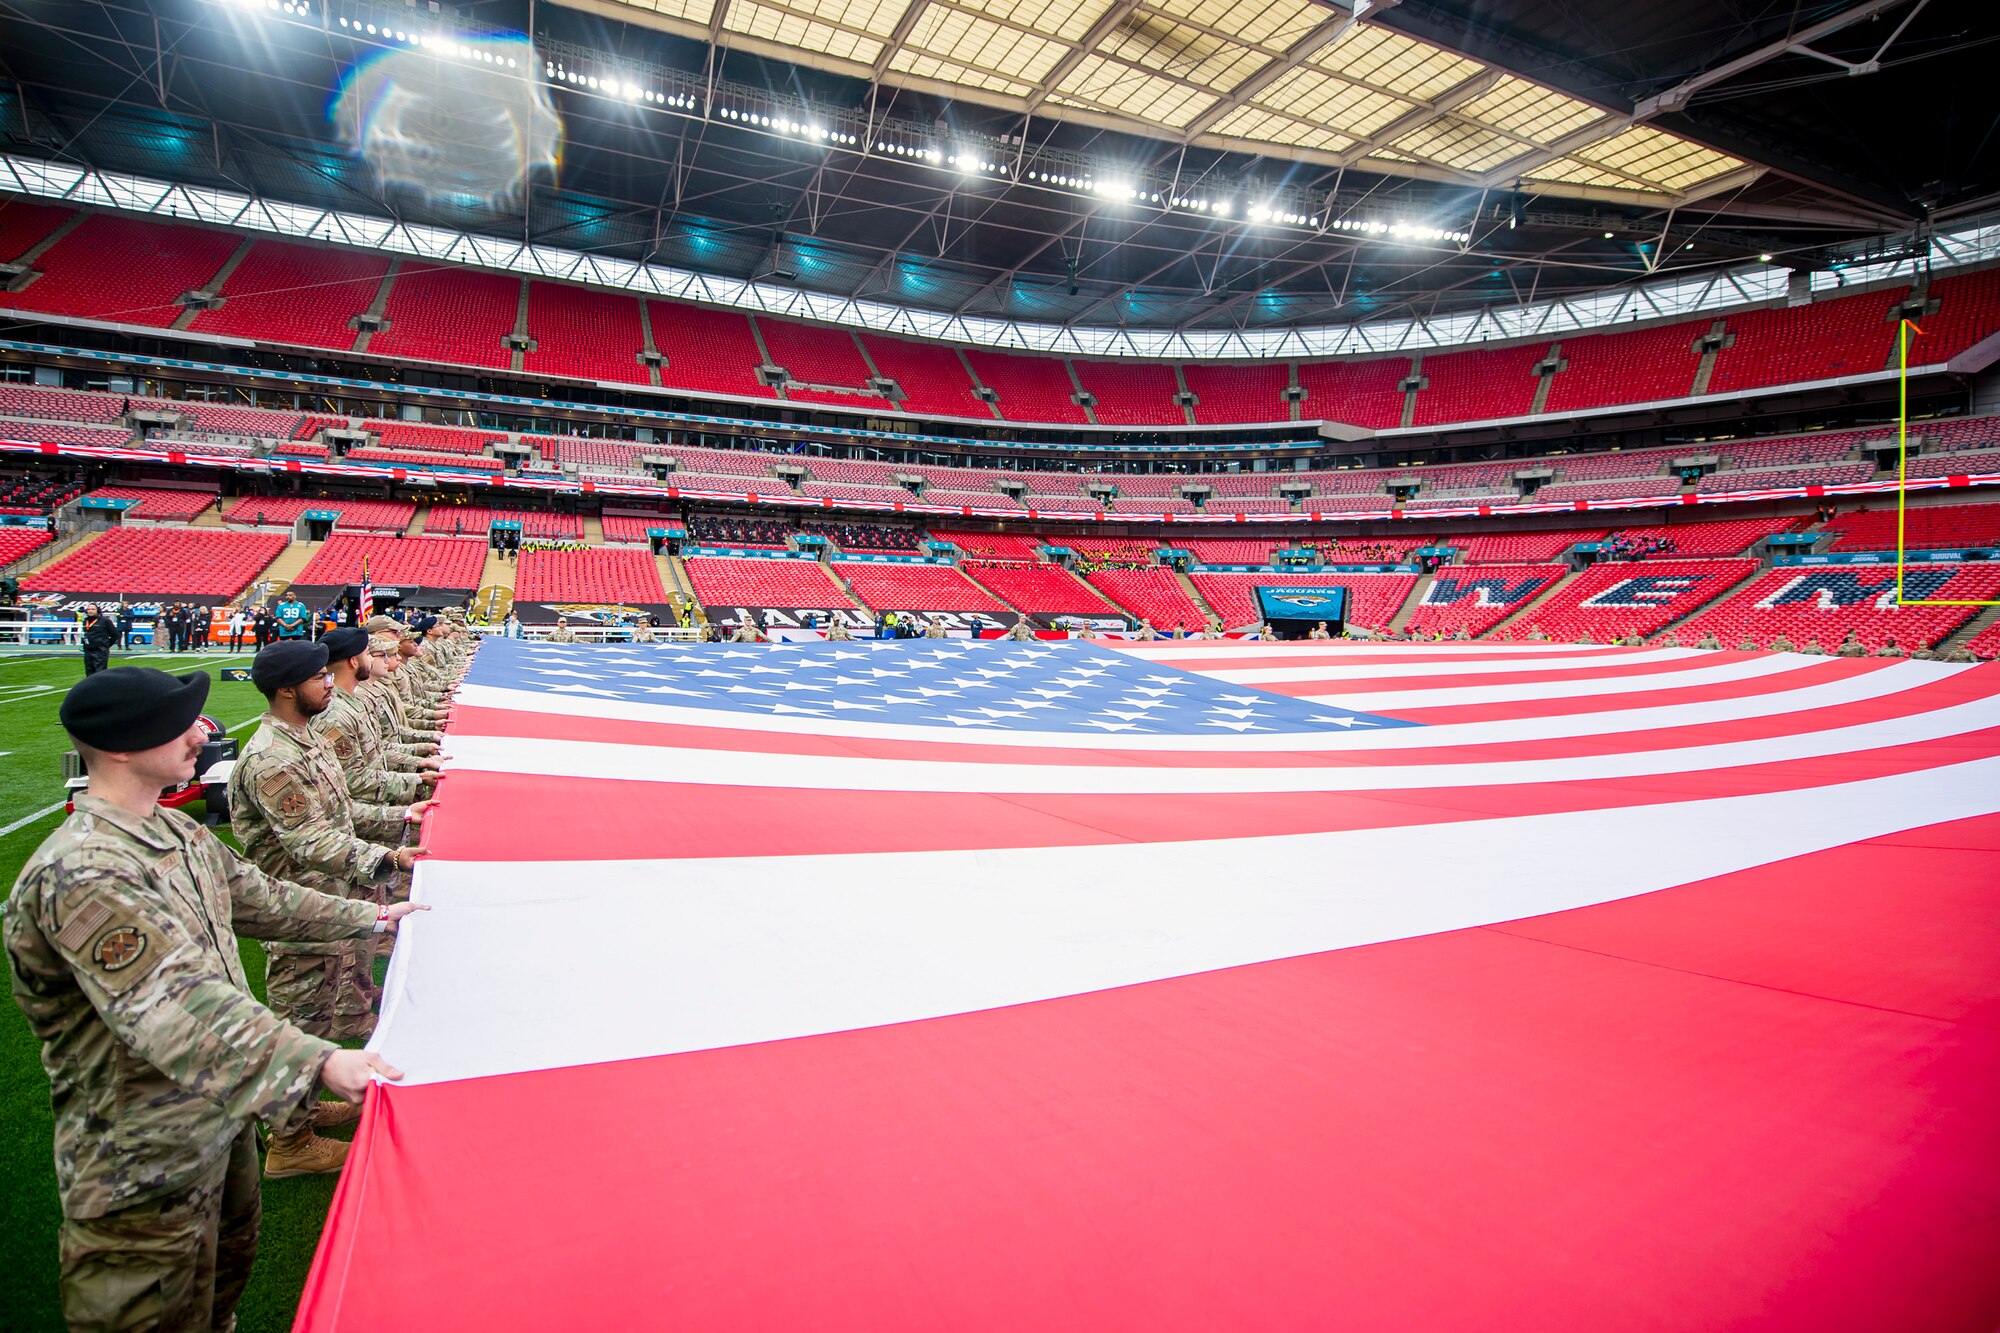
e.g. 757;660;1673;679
759;319;872;390
920;488;1016;509
1543;322;1704;413
348;449;506;474
370;263;519;370
1190;571;1417;631
81;486;217;521
425;506;582;540
294;535;487;589
142;432;260;459
530;435;653;469
671;444;780;478
294;413;348;441
1412;342;1548;426
1915;267;2000;364
1708;287;1901;393
1715;430;1861;469
1549;447;1685;481
272;440;332;459
857;334;990;419
5;423;137;448
962;562;1107;615
799;482;912;505
0;201;73;262
965;350;1087;425
1405;565;1566;639
0;214;236;327
1297;357;1409;429
1120;497;1198;514
1085;567;1206;628
1459;528;1604;563
516;548;667;604
222;496;415;531
1108;473;1197;497
1185;363;1290;426
524;283;649;385
1673;564;2000;651
683;556;850;609
931;530;1047;563
1513;559;1758;642
1204;497;1294;515
1695;462;1874;494
834;562;1006;614
190;240;385;349
599;513;676;543
166;402;304;438
1906;448;2000;479
0;526;52;567
1824;502;2000;551
1072;360;1182;426
653;305;772;400
22;527;286;597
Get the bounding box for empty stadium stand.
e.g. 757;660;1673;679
80;485;217;521
516;547;668;604
1915;267;2000;364
1412;343;1547;426
689;514;791;548
0;474;84;513
1695;462;1875;494
1673;564;2000;651
22;527;286;597
1966;620;2000;659
0;200;72;262
1185;363;1290;426
965;350;1086;424
1601;517;1796;558
362;421;500;456
835;562;1007;615
1072;360;1182;426
294;535;487;589
856;334;989;419
1405;565;1565;638
189;240;386;349
369;262;519;370
683;556;849;609
0;214;237;327
1708;287;1901;393
962;562;1107;616
1458;528;1605;563
1823;501;2000;551
1512;559;1757;642
0;384;128;424
653;305;772;400
797;519;920;552
931;530;1047;562
222;496;415;530
524;282;650;385
760;319;872;391
1543;321;1704;413
348;449;507;473
599;513;676;543
1296;357;1409;429
0;526;53;567
1085;567;1206;628
426;506;582;540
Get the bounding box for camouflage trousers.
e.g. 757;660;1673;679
263;942;374;1040
59;1127;259;1333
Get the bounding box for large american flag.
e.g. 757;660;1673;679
300;636;2000;1332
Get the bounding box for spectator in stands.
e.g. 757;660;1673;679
228;606;248;652
79;605;115;676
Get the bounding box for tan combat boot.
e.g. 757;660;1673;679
264;1128;351;1178
310;1099;364;1130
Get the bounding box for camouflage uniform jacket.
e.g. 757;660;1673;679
6;796;376;1218
390;665;446;723
312;685;426;804
228;717;401;954
547;626;579;643
361;678;442;746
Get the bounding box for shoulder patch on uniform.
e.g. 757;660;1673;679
276;788;308;820
55;900;113;952
92;925;147;972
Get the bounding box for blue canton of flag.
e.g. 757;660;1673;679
468;636;1419;735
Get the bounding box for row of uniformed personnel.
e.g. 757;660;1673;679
5;614;473;1330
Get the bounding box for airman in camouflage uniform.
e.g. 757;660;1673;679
826;618;853;641
547;616;579;643
229;644;417;1053
631;616;656;644
7;665;423;1331
1004;619;1037;641
729;620;763;643
312;627;435;808
360;632;445;748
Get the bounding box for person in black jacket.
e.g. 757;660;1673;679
79;605;116;675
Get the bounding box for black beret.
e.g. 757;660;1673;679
413;615;438;633
61;668;211;753
251;641;329;693
321;626;370;660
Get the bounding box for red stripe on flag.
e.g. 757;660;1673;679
299;812;2000;1333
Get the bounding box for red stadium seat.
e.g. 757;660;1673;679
23;528;287;597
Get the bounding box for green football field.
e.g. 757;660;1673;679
0;646;360;1333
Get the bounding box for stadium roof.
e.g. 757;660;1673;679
0;0;1994;339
